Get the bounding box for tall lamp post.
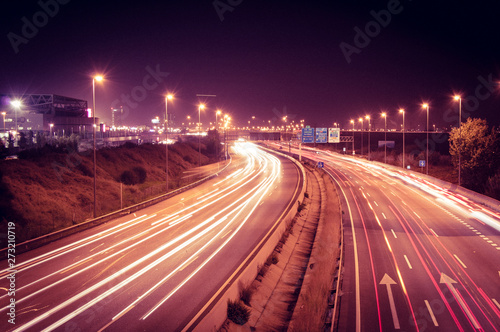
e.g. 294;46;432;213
10;100;22;145
358;117;363;156
454;96;462;186
350;119;355;155
216;110;222;162
165;94;173;191
422;103;430;175
381;112;387;164
365;115;371;160
399;109;405;169
282;116;287;143
1;112;6;131
198;104;205;166
92;75;103;218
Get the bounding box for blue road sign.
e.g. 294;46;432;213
317;161;324;168
419;160;425;167
315;128;327;143
302;128;314;143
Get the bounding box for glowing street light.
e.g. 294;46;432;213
10;100;22;135
49;123;54;137
92;74;104;218
454;95;462;186
165;94;173;191
399;109;405;169
381;112;387;163
422;103;430;175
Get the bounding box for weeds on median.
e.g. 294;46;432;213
227;299;251;325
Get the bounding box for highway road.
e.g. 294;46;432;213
271;142;500;331
0;142;302;332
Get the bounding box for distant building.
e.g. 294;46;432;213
0;94;97;135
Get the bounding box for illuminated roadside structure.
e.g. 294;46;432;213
0;94;92;134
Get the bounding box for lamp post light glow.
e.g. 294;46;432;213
198;104;205;166
422;103;430;175
358;117;363;156
49;123;54;137
381;112;387;164
399;109;405;169
454;95;462;186
92;75;104;218
165;94;173;191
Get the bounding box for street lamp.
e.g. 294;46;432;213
216;110;222;163
365;115;371;161
49;123;54;137
358;117;363;156
1;112;6;131
350;119;355;155
282;116;287;142
92;75;103;218
422;103;430;175
10;100;22;144
165;94;173;191
399;109;405;169
381;112;387;164
198;104;205;166
454;95;462;186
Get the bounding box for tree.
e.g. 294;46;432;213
449;118;500;191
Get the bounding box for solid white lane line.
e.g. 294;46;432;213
391;229;397;239
331;175;361;332
425;300;439;326
404;255;413;269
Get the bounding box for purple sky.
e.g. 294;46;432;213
1;0;499;130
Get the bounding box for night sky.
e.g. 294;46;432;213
1;0;499;130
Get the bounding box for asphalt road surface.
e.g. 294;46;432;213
0;142;302;332
271;142;500;332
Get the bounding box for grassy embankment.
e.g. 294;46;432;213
0;140;214;244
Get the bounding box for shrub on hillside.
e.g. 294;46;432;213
120;170;137;185
132;166;147;184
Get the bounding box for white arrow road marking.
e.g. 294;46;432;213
380;273;400;329
440;273;480;329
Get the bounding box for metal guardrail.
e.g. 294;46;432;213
0;159;232;260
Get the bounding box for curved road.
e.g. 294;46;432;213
0;142;302;332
